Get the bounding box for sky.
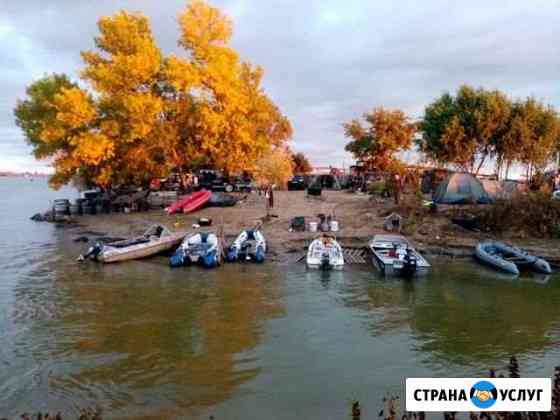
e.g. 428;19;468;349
1;0;559;173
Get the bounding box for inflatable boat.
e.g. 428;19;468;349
475;241;552;275
170;232;220;268
306;235;344;270
227;229;266;263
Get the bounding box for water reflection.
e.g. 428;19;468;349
410;262;560;369
338;262;560;371
8;232;286;417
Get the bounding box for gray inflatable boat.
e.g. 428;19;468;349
475;241;552;275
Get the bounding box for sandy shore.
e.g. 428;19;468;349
60;190;560;264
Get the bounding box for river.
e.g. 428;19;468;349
1;177;559;419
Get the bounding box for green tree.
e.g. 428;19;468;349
505;99;560;179
419;85;512;174
14;73;77;159
344;107;416;172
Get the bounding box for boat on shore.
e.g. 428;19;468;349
165;190;211;215
80;225;185;263
227;229;266;263
475;241;552;275
369;234;430;277
170;232;220;268
306;234;344;270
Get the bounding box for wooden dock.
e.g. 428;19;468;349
290;246;370;264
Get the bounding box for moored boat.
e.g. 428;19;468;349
170;232;220;268
475;241;551;275
165;190;211;215
369;234;430;277
81;225;185;263
306;234;344;270
226;229;266;263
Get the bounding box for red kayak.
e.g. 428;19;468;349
183;189;212;213
166;190;211;214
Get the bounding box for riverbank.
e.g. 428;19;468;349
57;190;560;264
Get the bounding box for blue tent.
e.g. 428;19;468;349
433;173;492;204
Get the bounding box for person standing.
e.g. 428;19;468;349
393;173;402;205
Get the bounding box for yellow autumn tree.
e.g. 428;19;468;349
252;146;294;188
14;1;292;189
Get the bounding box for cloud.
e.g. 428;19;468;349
1;0;559;172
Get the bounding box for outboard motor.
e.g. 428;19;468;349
401;249;417;278
320;252;331;271
226;247;238;262
80;242;103;261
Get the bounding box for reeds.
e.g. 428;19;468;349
371;357;560;420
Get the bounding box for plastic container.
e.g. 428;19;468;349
309;222;318;232
330;220;339;232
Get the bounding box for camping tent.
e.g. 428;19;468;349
433;173;492;204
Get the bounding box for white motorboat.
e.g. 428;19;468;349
82;224;185;263
306;235;344;270
369;234;430;277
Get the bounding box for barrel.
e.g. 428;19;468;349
95;203;104;215
82;202;95;215
330;220;339;232
309;222;318;232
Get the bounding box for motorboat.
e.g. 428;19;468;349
306;234;344;270
475;241;551;276
81;225;185;263
227;229;266;263
369;234;430;277
170;232;220;268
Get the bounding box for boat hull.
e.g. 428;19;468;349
97;233;185;263
370;252;429;277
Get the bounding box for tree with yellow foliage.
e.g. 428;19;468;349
14;1;291;189
252;146;294;189
344;107;417;172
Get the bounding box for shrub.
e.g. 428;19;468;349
478;192;560;237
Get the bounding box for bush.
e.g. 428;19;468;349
479;192;560;237
368;180;388;196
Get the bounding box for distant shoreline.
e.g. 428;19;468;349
0;172;49;177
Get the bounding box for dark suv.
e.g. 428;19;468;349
197;170;234;192
287;175;307;190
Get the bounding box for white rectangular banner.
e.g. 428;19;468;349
406;378;551;412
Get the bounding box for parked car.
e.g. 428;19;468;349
197;170;234;192
288;175;307;190
233;176;254;192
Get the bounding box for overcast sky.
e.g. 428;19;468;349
1;0;559;172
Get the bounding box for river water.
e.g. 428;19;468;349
0;177;559;419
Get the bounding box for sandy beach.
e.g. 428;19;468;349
61;190;560;264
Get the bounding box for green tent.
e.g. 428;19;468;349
433;172;492;204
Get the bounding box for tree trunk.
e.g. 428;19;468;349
475;154;487;176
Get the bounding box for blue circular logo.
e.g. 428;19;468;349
470;381;498;409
